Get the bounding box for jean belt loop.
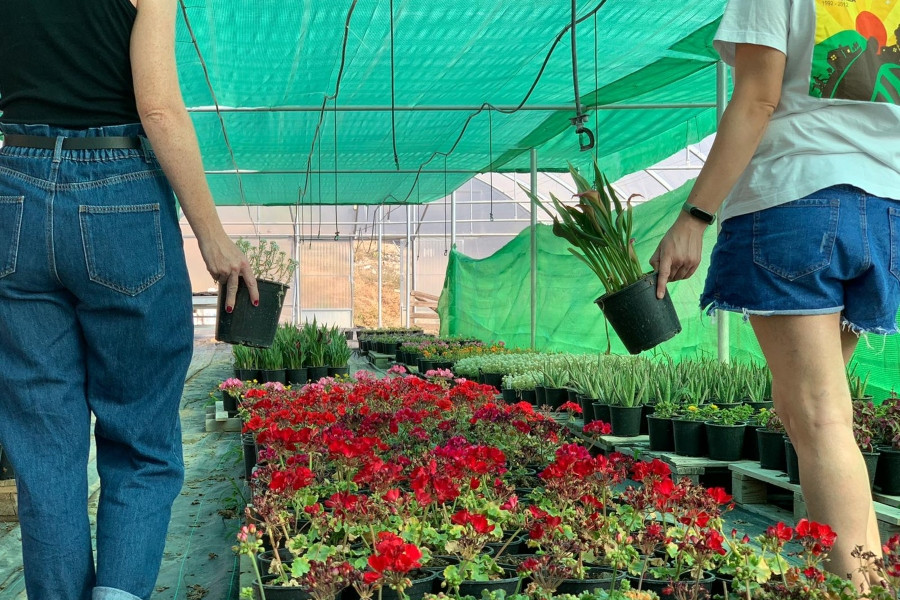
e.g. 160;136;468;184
52;136;65;163
139;136;155;164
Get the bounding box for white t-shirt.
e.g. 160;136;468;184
714;0;900;221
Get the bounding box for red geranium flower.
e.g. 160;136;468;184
368;532;422;574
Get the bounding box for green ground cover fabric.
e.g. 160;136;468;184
173;1;728;205
437;181;900;399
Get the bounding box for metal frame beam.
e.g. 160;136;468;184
188;103;717;114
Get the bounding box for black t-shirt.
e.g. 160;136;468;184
0;0;141;129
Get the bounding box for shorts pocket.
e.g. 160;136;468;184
752;198;839;281
0;196;24;279
890;207;900;283
79;203;165;295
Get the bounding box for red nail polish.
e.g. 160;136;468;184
253;300;259;307
226;305;233;313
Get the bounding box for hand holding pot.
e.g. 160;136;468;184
649;212;707;299
200;233;259;311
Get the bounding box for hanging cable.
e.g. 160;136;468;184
488;109;494;221
398;0;608;203
316;139;323;242
443;156;448;256
569;0;594;152
390;0;401;170
594;11;600;163
177;0;257;237
334;100;340;240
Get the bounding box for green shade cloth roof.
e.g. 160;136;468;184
176;1;728;205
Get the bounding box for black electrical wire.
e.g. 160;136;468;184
443;155;448;256
594;12;600;163
334;100;340;240
571;0;585;122
488;109;494;221
397;0;609;204
390;0;401;170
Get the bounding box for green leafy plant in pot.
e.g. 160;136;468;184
526;161;681;354
216;239;299;348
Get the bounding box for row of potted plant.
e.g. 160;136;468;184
229;371;899;600
232;319;353;385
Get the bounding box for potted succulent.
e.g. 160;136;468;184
216;238;299;348
326;326;352;377
279;324;308;386
847;362;872;402
302;319;329;381
233;344;260;381
538;357;570;410
525;161;681;354
606;360;649;437
671;404;717;457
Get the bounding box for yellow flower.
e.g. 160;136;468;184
687;405;698;412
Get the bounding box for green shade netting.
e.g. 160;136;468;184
437;181;900;399
174;1;728;205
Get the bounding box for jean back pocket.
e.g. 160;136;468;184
752;198;839;281
0;196;24;279
890;207;900;283
79;203;165;295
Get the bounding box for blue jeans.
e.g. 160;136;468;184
0;123;193;600
701;185;900;334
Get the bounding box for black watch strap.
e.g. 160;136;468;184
682;201;716;225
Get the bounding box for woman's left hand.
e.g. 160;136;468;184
649;213;708;299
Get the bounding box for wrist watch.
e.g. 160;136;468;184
681;201;716;225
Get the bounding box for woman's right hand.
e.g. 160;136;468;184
199;234;259;312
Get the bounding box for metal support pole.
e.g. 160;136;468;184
188;102;717;114
406;205;412;328
716;61;731;364
349;239;356;327
377;205;384;328
450;191;457;250
530;149;538;350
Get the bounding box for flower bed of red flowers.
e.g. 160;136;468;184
230;372;900;600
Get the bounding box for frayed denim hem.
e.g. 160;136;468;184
841;319;900;336
93;586;144;600
701;300;844;322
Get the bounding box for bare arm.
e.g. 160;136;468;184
650;43;787;298
129;0;258;308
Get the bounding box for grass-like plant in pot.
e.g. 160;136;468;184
216;238;299;348
525;160;681;354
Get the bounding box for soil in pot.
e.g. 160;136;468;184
594;272;682;355
609;405;643;437
672;419;707;457
216;278;288;348
705;422;746;461
757;428;787;471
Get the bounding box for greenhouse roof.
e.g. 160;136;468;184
177;0;728;206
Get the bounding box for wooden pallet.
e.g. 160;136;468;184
0;478;17;522
730;462;900;539
566;421;649;453
204;401;242;433
616;442;739;486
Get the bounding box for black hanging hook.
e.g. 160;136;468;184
571;114;595;152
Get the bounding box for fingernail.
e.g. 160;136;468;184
252;300;259;307
226;306;233;313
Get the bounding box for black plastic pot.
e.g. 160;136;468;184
484;533;528;557
0;445;13;480
757;428;787;471
705;422;746;461
743;423;760;461
253;575;323;600
609;405;643;437
375;570;436;600
235;368;260;381
535;386;547;407
222;391;239;414
555;568;621;596
285;368;308;386
242;433;257;481
544;387;567;410
876;447;900;495
216;278;288;348
640;404;655;435
578;395;598;422
383;342;398;355
862;451;880;490
647;415;675;451
784;437;800;484
257;548;296;574
307;366;329;382
501;388;518;404
328;366;350;378
481;372;505;392
455;571;520;598
520;389;537;405
672;419;707;457
594;272;682;355
260;369;286;384
592;402;611;424
744;400;774;411
627;571;715;600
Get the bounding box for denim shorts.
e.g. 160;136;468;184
700;184;900;334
